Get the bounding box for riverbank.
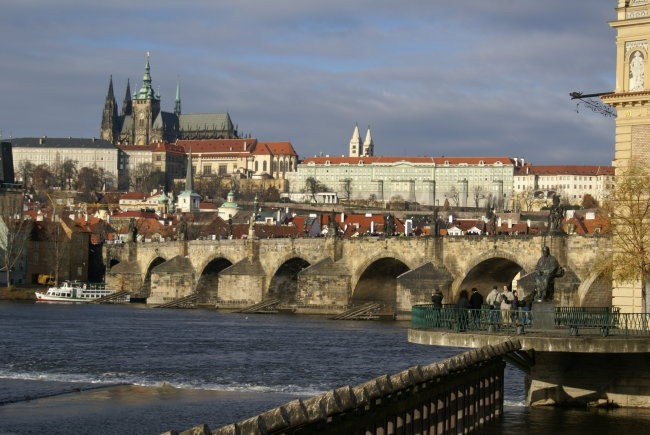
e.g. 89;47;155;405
0;286;36;301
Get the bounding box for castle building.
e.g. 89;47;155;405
101;55;238;146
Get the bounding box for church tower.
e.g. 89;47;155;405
601;1;650;313
348;124;362;157
362;126;374;156
602;1;650;166
132;54;161;145
100;75;119;143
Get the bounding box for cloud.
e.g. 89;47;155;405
0;1;616;165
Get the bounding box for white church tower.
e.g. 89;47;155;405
362;125;374;157
348;124;362;157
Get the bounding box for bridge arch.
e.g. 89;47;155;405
352;256;411;315
578;267;612;307
268;257;311;302
196;257;234;305
141;256;167;301
452;251;527;301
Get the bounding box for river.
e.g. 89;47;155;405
1;301;649;434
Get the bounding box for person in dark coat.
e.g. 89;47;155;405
431;288;443;308
469;287;484;326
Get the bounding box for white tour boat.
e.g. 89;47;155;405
35;281;129;303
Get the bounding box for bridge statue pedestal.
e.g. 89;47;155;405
531;300;554;330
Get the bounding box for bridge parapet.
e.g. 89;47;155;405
166;340;521;435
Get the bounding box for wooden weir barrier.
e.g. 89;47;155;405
165;340;521;435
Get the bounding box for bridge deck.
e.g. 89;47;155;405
408;329;650;353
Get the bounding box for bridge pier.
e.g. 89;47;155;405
408;330;650;408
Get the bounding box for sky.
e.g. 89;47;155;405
0;1;617;166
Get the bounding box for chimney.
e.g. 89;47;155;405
520;157;525;166
513;157;518;167
39;136;46;145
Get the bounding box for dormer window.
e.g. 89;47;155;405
325;160;331;166
444;160;450;166
358;160;364;166
478;160;485;166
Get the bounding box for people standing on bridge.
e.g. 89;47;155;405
500;285;514;325
469;287;484;326
486;286;500;328
510;290;520;324
431;288;444;327
457;289;470;331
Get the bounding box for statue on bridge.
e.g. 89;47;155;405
548;194;564;235
534;246;564;302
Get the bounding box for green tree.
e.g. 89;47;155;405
608;164;650;311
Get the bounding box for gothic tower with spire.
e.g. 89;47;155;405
100;75;119;143
132;54;161;145
174;81;182;116
121;78;132;117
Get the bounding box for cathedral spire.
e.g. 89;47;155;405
174;80;182;116
121;78;132;116
100;75;118;142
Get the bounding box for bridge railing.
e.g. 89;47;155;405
411;304;650;337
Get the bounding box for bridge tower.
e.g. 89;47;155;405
601;1;650;312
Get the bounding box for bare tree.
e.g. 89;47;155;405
77;167;101;194
51;158;78;190
0;193;30;288
513;188;536;212
16;161;35;189
472;185;484;208
446;186;460;207
304;177;328;203
607;164;650;311
341;178;353;205
32;164;55;192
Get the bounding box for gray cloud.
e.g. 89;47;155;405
0;1;616;165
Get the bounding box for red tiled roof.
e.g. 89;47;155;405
177;139;256;154
254;141;297;156
515;165;614;176
301;156;514;165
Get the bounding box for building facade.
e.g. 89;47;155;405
513;164;615;209
286;155;515;209
10;137;119;187
178;139;298;180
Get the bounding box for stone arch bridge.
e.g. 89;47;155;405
104;235;611;317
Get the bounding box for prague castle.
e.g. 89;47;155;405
100;55;238;145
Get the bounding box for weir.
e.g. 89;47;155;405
165;340;521;435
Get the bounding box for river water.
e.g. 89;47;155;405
1;301;649;434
